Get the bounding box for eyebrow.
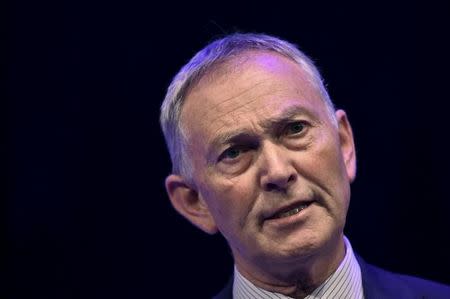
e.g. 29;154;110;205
209;130;255;153
260;106;317;130
208;105;317;155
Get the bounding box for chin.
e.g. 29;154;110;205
273;227;341;263
281;236;320;259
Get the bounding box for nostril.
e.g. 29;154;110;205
287;174;296;183
266;183;278;192
265;174;296;192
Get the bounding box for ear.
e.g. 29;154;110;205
335;110;357;182
165;174;218;235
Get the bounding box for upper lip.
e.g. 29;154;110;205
263;199;315;220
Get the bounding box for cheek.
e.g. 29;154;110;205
317;130;347;174
201;175;258;231
301;134;350;202
319;145;351;216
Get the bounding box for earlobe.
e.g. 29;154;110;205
165;174;218;235
335;110;357;182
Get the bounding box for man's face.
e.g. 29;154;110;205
177;51;356;276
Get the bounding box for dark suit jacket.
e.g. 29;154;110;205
213;255;450;299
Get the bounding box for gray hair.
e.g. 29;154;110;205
160;33;336;179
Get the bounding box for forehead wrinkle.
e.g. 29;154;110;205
208;85;297;129
209;86;316;133
213;94;262;124
195;79;268;123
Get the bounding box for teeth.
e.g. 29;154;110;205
275;204;309;218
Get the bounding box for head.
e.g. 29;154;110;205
160;33;356;282
160;33;336;180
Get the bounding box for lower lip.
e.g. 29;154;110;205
264;203;313;228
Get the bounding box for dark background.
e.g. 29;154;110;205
4;1;450;298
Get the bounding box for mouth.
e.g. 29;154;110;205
267;201;314;220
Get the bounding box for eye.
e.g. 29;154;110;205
218;147;242;161
285;121;306;135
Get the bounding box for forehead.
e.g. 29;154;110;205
180;51;328;145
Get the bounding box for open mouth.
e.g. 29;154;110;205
270;201;313;219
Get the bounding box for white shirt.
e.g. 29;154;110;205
233;237;364;299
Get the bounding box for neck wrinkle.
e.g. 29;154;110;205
233;236;346;298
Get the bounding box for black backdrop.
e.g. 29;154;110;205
4;1;450;298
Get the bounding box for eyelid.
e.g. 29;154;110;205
217;145;241;162
282;120;309;135
217;141;258;164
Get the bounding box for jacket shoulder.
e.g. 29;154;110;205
358;255;450;299
212;277;233;299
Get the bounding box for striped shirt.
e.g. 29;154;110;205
233;237;364;299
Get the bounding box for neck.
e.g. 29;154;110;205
234;236;346;298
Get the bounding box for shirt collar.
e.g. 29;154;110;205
232;236;364;299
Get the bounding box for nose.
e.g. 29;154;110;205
259;141;297;192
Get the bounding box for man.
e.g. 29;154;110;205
159;33;450;298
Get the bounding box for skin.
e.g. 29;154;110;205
165;50;356;298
